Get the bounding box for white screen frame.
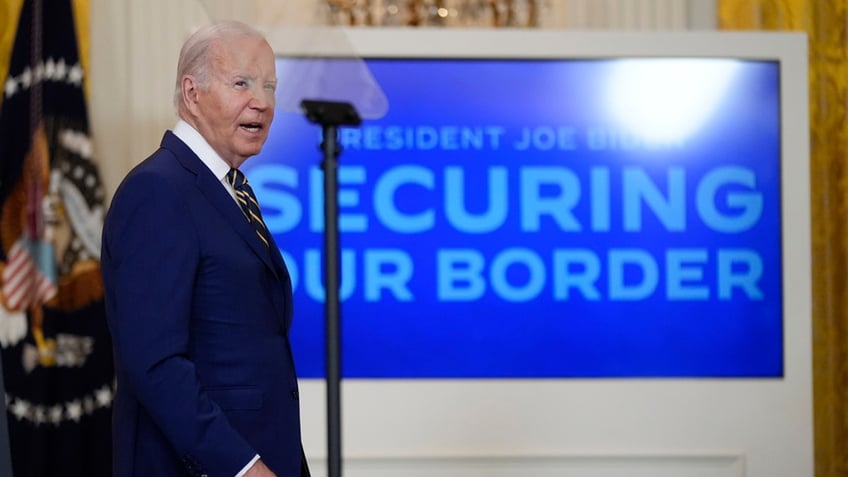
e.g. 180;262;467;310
266;28;811;477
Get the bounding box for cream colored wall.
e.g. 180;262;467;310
88;0;713;199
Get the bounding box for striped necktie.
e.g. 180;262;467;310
227;168;270;248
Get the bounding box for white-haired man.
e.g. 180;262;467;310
102;21;308;477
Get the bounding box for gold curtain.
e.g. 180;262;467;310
0;0;91;104
719;2;848;477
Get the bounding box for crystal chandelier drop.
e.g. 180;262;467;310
323;0;547;27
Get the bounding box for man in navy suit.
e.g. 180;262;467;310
101;21;307;477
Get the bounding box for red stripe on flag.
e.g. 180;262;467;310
2;240;56;310
35;275;56;302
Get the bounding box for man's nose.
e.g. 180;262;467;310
249;87;272;110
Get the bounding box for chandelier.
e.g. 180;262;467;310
323;0;547;27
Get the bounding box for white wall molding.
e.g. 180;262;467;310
304;452;745;477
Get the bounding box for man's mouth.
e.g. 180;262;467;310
240;122;262;133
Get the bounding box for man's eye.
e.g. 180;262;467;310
235;80;248;87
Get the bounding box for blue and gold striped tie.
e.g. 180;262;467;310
227;168;270;248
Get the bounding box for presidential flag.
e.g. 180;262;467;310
0;0;113;475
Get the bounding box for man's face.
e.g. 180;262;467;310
192;36;277;168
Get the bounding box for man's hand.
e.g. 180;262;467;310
244;459;276;477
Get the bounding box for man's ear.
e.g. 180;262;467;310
181;75;200;115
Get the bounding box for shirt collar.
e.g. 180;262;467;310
173;119;232;181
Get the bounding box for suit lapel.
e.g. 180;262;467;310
161;132;281;282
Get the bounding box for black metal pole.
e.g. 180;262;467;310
300;99;361;477
321;124;342;477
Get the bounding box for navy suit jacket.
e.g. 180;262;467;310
101;131;303;477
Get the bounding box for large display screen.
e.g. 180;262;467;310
244;57;783;378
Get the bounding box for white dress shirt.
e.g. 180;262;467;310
173;120;239;203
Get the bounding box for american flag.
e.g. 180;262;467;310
2;170;58;310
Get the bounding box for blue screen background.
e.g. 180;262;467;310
244;58;783;378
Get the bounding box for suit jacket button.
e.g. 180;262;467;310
290;389;299;400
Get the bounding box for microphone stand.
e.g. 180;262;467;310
300;100;362;477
